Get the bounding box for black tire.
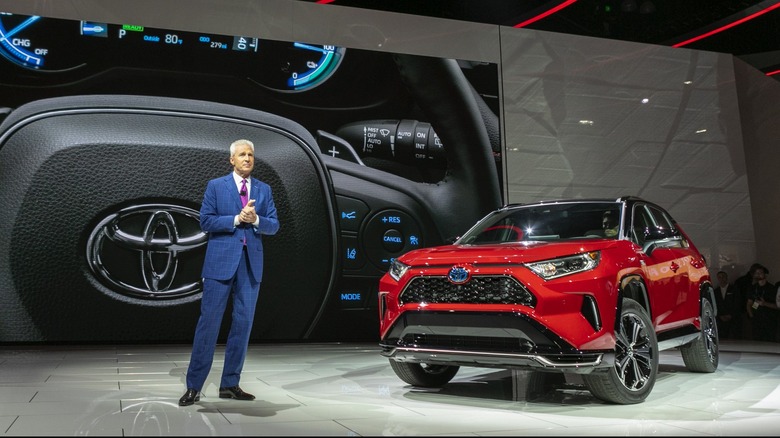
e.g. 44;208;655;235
680;296;719;372
524;371;566;401
583;297;658;404
388;360;459;387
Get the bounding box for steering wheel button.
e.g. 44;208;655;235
338;288;366;309
382;229;404;252
364;209;423;270
336;195;370;232
342;235;365;270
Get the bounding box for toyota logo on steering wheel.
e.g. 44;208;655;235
86;204;208;304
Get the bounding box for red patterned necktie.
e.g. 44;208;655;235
240;179;248;245
240;179;248;207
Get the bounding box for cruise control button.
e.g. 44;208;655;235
363;209;423;270
382;229;404;252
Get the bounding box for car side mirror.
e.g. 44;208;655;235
643;227;667;241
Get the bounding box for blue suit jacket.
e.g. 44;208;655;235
200;173;279;282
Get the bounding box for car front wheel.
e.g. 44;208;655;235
388;360;459;387
583;297;659;404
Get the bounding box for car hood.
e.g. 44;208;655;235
399;239;617;266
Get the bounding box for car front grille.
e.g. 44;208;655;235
400;275;535;306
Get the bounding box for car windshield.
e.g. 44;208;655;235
458;202;622;244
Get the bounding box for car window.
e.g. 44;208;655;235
631;203;685;249
647;205;674;237
630;205;653;246
647;205;686;248
460;202;621;244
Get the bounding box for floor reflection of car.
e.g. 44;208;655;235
378;196;718;404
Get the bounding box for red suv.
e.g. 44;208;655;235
378;197;718;404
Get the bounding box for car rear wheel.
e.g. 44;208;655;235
680;296;719;372
583;297;658;404
388;360;460;387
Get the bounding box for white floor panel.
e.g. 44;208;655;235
0;340;778;436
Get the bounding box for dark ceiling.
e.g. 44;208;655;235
307;0;780;80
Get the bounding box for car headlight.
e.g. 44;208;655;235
525;251;600;280
388;259;410;281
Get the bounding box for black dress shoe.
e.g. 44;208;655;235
178;388;200;406
219;385;255;400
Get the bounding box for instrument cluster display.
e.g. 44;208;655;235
0;12;345;92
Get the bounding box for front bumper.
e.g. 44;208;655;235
379;311;615;374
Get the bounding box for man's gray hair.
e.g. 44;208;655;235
230;139;255;156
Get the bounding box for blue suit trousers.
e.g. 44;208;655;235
185;248;259;391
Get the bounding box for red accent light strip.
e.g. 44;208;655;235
673;2;780;48
316;0;336;4
513;0;578;28
767;69;780;76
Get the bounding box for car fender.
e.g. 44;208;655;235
617;275;651;325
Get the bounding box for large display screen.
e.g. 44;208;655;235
0;11;502;343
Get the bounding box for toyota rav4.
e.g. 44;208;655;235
378;197;718;404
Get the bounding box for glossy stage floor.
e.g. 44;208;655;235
0;339;778;436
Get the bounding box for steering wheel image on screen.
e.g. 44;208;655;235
0;54;501;342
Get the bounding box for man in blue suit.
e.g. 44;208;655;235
179;139;279;406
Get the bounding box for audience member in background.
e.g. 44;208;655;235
745;265;779;342
713;270;740;339
734;263;763;339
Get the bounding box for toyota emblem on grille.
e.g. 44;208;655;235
448;265;471;284
86;204;208;304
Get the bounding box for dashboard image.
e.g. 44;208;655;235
0;12;502;343
0;13;344;89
